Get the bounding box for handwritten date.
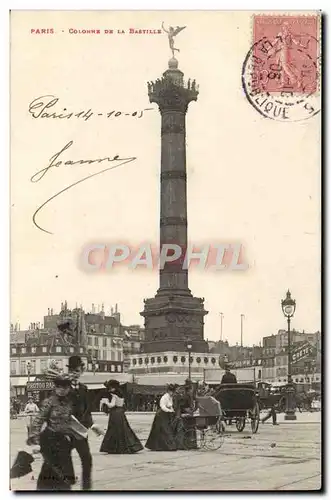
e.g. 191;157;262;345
29;95;153;121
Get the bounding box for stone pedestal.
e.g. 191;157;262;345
141;58;208;353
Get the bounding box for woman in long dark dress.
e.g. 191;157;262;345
27;374;76;491
100;380;143;454
145;384;178;451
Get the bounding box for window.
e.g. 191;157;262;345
204;357;209;364
138;358;143;365
40;360;47;373
42;347;47;353
87;337;92;346
94;337;98;346
31;347;36;354
189;356;194;363
80;348;83;353
181;356;186;363
211;357;216;364
145;358;149;364
157;357;162;363
111;351;115;361
56;346;62;353
111;365;115;372
21;347;26;354
103;338;107;347
173;356;178;363
10;360;16;375
196;357;201;363
133;359;137;365
30;360;36;373
21;360;26;374
151;357;155;364
101;351;106;360
69;347;74;353
117;365;121;372
163;356;168;363
117;351;122;362
11;347;16;354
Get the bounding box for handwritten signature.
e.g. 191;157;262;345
32;140;137;234
28;95;154;121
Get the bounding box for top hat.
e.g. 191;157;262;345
104;379;120;390
10;451;34;479
67;356;85;371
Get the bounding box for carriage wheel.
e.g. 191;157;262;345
183;429;200;450
236;417;246;432
203;428;224;451
250;403;260;434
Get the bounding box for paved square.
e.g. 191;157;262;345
10;412;321;491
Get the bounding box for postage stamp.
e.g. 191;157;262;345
242;14;321;122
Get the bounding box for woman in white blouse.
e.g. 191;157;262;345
100;380;143;454
145;384;178;451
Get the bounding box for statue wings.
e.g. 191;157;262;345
173;26;186;36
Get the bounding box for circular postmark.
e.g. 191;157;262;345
242;34;321;122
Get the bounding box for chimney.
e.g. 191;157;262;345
111;307;114;316
48;308;50;315
51;308;53;315
92;303;95;314
115;303;118;313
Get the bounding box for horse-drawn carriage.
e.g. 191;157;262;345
215;383;260;434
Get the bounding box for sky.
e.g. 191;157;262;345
10;10;321;345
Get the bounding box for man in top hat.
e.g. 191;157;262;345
66;355;102;490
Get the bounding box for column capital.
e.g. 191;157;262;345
147;72;199;114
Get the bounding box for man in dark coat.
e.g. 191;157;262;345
221;365;237;384
67;356;102;490
220;365;237;425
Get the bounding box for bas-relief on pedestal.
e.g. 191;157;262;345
140;56;208;354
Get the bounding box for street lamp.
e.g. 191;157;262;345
186;340;193;382
219;313;224;343
281;290;297;421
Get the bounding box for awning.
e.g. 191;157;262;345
79;372;131;386
10;376;36;387
124;383;166;395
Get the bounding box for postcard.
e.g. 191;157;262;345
10;10;321;491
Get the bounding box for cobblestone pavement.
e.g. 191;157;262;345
10;412;321;491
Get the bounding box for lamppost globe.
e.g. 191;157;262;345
281;290;296;318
